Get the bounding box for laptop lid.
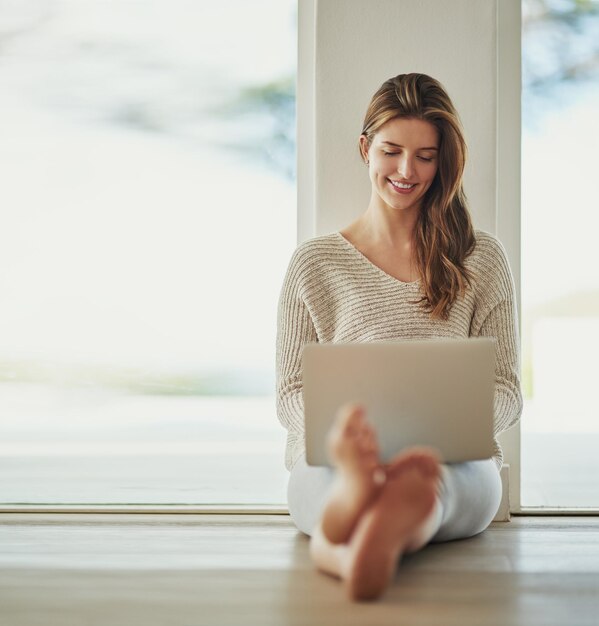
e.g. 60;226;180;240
302;338;495;466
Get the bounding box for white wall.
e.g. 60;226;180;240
298;0;522;509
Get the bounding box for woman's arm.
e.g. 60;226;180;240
476;297;523;437
470;234;524;437
276;251;318;469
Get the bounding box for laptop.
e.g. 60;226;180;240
302;338;495;466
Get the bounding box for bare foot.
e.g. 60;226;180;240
320;404;386;545
343;447;441;601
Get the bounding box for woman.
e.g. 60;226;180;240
276;73;522;601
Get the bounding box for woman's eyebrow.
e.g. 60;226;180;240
381;141;438;150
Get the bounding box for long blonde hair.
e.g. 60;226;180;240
359;73;476;320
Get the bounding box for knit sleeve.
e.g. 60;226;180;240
470;235;523;437
476;298;523;436
276;248;318;469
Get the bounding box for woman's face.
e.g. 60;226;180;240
361;117;439;215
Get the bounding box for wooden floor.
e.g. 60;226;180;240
1;514;599;625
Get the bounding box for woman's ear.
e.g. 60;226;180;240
359;134;370;163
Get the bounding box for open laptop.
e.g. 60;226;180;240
302;338;495;466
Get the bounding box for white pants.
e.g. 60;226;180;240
287;454;502;543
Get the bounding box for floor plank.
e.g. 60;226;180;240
1;515;598;625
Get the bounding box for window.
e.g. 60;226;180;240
521;0;599;508
0;0;297;506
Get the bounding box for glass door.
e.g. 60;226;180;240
0;0;297;507
521;0;599;508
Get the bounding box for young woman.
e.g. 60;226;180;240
276;73;522;601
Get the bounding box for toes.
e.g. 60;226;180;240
357;435;380;465
337;403;365;426
411;448;442;478
386;447;441;480
335;405;377;442
419;454;442;479
357;423;376;443
328;405;363;443
356;426;380;461
328;404;384;474
407;449;440;471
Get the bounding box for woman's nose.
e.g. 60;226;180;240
396;156;414;180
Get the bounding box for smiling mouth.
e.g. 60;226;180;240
388;179;417;193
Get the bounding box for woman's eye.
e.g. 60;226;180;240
382;151;434;162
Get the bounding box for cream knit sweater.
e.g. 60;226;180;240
276;230;523;473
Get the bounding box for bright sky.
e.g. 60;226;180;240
521;88;599;309
1;0;598;379
0;0;297;374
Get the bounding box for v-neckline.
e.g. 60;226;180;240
334;232;421;287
